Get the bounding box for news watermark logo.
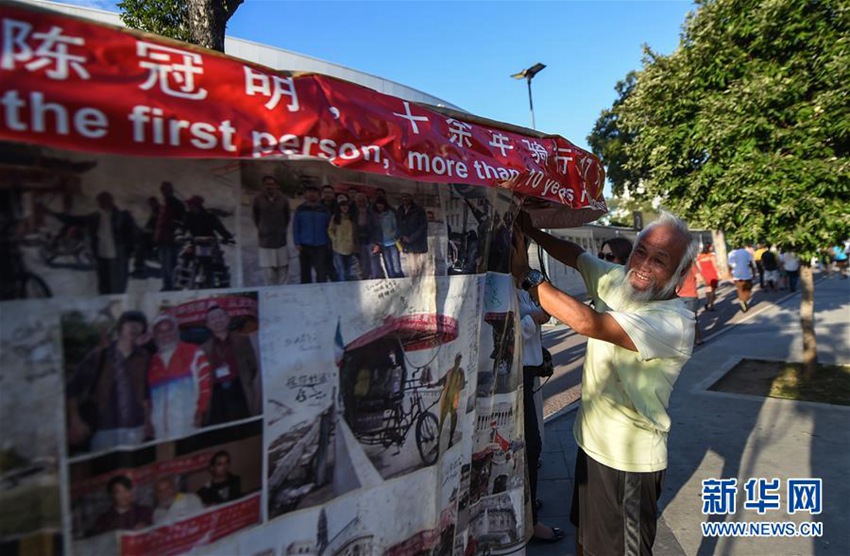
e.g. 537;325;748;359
700;478;823;537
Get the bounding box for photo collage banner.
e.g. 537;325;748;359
1;144;533;556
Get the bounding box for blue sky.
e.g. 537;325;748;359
61;0;695;155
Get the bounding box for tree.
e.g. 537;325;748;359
118;0;189;43
609;0;850;374
587;72;647;198
186;0;243;52
119;0;243;53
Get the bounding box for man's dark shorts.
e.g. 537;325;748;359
570;448;665;556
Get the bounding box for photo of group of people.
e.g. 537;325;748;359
62;292;262;456
1;144;524;305
240;161;447;287
68;421;262;555
1;143;241;300
1;143;530;556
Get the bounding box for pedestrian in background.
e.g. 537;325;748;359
728;245;755;312
677;265;703;345
695;243;720;311
780;248;801;292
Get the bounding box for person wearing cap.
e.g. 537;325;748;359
252;175;291;285
148;314;212;440
327;193;359;281
66;311;152;453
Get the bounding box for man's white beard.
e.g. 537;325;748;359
624;269;679;303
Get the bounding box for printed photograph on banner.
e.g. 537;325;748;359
485;192;519;274
469;393;525;508
239;160;447;287
264;471;441;555
62;291;262;457
0;143;240;300
441;184;498;276
434;444;472;556
466;490;525;554
262;275;479;520
68;420;262;556
477;273;520;397
0;301;64;556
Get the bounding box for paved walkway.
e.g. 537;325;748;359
528;275;850;556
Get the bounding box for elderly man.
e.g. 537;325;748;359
148;314;211;441
152;476;204;524
512;211;697;556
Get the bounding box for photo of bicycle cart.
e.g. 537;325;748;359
339;314;459;467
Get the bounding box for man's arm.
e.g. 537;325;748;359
532;282;637;352
511;235;635;352
521;219;585;269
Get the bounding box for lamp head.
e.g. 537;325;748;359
511;62;546;80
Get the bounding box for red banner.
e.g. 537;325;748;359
0;3;606;224
119;495;261;556
169;295;259;326
70;452;214;498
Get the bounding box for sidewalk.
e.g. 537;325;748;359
529;275;850;556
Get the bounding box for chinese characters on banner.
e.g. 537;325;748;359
0;4;606;225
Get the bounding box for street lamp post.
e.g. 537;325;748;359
511;62;546;130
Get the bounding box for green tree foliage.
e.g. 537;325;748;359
118;0;243;53
118;0;190;43
587;72;647;198
616;0;849;259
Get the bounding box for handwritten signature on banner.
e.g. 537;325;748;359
0;4;606;219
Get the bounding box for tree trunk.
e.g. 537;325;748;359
711;229;729;278
187;0;243;52
799;265;818;378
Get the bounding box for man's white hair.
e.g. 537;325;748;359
630;211;698;297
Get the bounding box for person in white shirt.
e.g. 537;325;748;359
517;282;564;544
513;211;697;556
152;476;204;524
727;246;755;312
780;249;801;292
